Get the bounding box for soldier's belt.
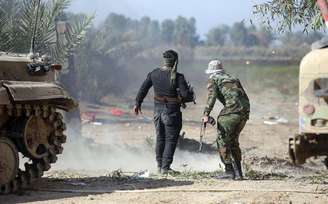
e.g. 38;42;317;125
154;95;181;104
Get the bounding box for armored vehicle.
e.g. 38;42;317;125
0;53;76;194
289;44;328;167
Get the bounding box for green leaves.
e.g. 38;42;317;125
253;0;322;32
0;0;93;64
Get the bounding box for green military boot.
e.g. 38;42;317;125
216;164;235;180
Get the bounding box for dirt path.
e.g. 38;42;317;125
3;177;328;204
2;91;328;203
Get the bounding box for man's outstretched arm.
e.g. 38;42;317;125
135;73;153;115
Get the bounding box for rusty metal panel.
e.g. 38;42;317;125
0;87;11;105
0;56;55;82
2;81;68;101
1;81;77;111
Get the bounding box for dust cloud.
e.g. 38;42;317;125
53;122;223;173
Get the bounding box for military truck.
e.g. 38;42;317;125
0;53;76;194
289;43;328;167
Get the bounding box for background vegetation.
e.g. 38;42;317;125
253;0;323;32
0;0;325;103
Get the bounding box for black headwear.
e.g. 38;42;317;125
163;50;178;86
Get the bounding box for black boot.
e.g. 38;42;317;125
161;166;180;175
233;160;243;180
216;164;235;180
323;157;328;169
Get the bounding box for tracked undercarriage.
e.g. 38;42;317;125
0;104;67;194
0;53;77;194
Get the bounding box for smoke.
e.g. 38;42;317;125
53;121;222;173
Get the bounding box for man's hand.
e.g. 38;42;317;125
134;105;142;116
202;116;209;123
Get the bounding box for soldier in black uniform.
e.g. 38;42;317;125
134;50;190;174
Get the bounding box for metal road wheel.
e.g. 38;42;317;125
0;137;19;191
23;116;52;159
0;104;67;194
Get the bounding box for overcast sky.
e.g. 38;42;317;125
69;0;265;36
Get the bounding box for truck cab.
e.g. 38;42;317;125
289;46;328;166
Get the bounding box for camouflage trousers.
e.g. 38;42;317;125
216;114;247;164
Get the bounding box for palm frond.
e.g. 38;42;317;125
0;0;24;51
37;0;70;46
0;0;93;65
0;9;11;50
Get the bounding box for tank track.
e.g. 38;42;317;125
0;104;66;194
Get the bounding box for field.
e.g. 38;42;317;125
2;61;328;204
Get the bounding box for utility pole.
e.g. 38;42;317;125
55;17;82;139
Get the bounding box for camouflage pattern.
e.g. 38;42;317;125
217;114;246;164
203;71;250;117
203;71;250;164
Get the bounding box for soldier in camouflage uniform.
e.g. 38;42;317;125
202;60;250;180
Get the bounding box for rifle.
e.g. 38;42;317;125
199;116;215;152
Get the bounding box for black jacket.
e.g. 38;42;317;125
136;68;189;107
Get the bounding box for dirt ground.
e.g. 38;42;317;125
2;89;328;204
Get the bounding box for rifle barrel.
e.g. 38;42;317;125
198;122;206;152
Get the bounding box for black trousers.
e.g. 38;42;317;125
153;103;182;170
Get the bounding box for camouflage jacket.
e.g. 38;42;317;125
203;71;250;117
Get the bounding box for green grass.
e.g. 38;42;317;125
184;61;299;96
